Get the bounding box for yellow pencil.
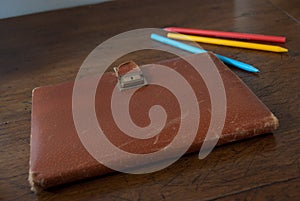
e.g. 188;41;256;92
167;33;288;53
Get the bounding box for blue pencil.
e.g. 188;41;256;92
151;34;259;73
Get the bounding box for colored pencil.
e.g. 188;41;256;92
167;33;288;53
151;34;260;73
164;27;286;43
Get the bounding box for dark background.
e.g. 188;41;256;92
1;0;299;200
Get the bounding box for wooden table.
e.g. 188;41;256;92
1;0;299;200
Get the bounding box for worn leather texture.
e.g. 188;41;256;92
29;53;278;191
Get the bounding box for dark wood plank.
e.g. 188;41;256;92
269;0;300;23
1;0;299;200
215;177;300;201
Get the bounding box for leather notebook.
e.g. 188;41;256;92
29;52;278;192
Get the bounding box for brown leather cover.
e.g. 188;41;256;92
29;53;278;192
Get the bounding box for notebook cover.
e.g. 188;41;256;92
29;53;278;192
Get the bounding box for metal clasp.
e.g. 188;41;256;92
114;61;147;91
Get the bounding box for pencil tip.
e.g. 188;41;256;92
279;47;288;52
250;68;260;73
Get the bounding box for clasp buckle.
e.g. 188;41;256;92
114;61;147;91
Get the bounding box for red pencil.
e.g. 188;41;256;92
164;27;286;43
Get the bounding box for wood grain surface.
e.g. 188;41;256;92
1;0;299;200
